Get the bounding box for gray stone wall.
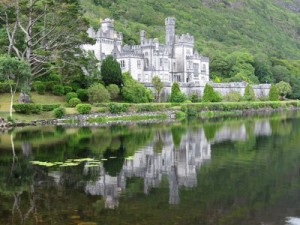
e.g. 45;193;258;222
144;81;271;100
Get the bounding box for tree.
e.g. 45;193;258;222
269;85;279;101
202;84;222;102
152;76;164;102
87;83;110;103
253;53;274;83
170;82;186;103
101;56;123;86
107;84;120;100
271;65;291;83
243;84;256;101
0;0;90;80
276;81;291;100
0;55;31;118
122;72;153;103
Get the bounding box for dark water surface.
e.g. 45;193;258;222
1;112;300;225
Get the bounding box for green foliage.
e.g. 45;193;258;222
53;85;65;96
65;92;78;102
108;103;128;114
223;92;242;102
276;81;292;98
87;83;111;103
170;82;186;103
0;81;16;93
189;92;200;103
41;104;61;112
76;104;92;114
122;72;154;103
13;104;42;114
77;89;89;102
203;84;222;102
152;76;164;102
36;83;46;95
107;84;120;100
54;107;65;118
69;98;82;107
269;85;280;101
271;65;291;83
64;86;73;94
243;85;256;101
101;55;123;86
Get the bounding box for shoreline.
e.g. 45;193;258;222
1;101;300;129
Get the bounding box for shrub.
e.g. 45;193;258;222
87;83;110;103
269;85;279;101
13;104;42;114
122;73;154;103
76;104;92;114
77;89;88;102
54;107;65;118
36;83;46;95
223;92;242;102
0;81;16;93
108;103;128;114
107;84;120;100
49;74;61;82
64;86;72;94
243;84;256;101
42;104;61;112
203;84;222;102
53;85;64;96
32;81;43;91
44;81;59;92
170;82;186;103
65;92;78;102
189;92;200;103
69;98;81;107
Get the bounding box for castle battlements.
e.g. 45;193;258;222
175;33;194;44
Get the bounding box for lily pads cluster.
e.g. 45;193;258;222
30;158;103;168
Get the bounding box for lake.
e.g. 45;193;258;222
1;112;300;225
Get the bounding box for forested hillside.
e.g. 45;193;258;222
80;0;300;98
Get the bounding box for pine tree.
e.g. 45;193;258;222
170;82;186;102
202;84;221;102
101;56;123;86
243;84;256;101
268;85;279;101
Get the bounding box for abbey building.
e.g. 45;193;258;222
82;18;270;98
82;18;209;85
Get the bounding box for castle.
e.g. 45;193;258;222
83;18;271;98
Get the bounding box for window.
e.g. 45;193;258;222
160;58;163;67
145;58;149;69
138;74;142;81
120;60;125;68
193;63;199;76
202;64;207;73
137;60;141;69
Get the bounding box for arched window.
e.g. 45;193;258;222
145;58;149;69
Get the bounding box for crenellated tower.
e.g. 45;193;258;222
165;17;176;46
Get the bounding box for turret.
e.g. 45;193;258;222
101;18;114;32
140;30;146;45
165;17;176;46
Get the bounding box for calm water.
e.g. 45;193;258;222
2;112;300;225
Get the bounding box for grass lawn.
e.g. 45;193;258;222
0;92;65;112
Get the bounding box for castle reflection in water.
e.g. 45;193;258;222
77;120;272;209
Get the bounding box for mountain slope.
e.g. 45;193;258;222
80;0;300;59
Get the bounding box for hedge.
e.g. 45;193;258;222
76;104;92;114
108;103;128;114
41;104;61;112
13;104;42;114
54;107;65;118
69;98;81;107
